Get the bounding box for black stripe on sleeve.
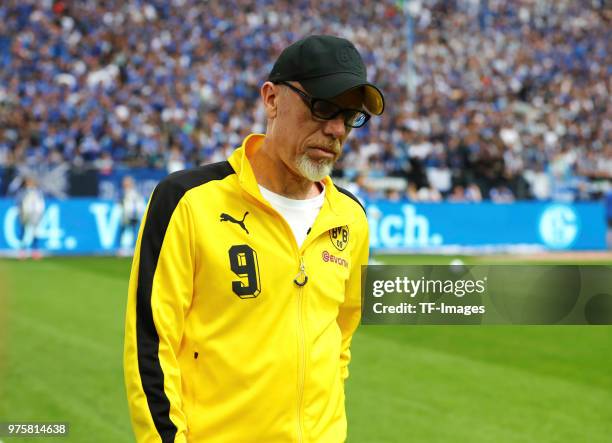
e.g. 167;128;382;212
334;184;366;215
136;161;234;442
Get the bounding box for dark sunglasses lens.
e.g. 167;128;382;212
346;111;367;128
312;100;340;118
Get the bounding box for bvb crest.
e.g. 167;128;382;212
329;226;349;251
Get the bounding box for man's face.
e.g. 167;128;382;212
270;82;365;182
123;177;134;190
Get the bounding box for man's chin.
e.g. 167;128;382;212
296;156;334;182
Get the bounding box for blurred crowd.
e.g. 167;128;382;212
0;0;609;202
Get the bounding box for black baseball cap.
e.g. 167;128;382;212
268;35;385;115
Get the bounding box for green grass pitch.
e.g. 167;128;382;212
0;256;610;442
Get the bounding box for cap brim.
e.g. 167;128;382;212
299;73;385;115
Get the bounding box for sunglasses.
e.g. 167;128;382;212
278;81;371;128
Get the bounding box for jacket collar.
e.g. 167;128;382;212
228;133;356;231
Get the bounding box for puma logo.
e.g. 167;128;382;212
220;211;249;234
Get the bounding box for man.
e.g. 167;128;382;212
124;35;384;443
17;176;45;258
118;175;146;255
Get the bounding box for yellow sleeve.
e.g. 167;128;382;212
338;217;369;381
124;180;195;443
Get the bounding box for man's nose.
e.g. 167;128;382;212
322;115;346;139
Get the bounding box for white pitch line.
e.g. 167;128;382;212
11;312;114;356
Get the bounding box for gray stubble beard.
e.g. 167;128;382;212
296;139;342;182
296;154;335;182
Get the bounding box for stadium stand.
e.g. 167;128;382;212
0;0;609;204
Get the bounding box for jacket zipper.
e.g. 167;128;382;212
249;190;311;443
295;256;307;443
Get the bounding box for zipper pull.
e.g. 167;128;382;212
293;256;308;287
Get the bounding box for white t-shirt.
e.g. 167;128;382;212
20;188;45;224
259;184;325;248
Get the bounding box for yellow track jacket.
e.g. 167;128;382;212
124;133;369;443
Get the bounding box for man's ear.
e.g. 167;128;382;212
261;82;279;119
